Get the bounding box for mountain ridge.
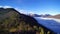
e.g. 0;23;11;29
28;13;51;17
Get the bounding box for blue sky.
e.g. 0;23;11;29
0;0;60;15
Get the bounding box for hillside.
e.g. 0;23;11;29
0;8;39;34
0;8;55;34
47;14;60;19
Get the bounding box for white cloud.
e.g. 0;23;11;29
0;6;3;8
0;6;13;8
3;6;13;8
40;17;53;20
29;12;34;14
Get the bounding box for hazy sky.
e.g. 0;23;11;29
0;0;60;15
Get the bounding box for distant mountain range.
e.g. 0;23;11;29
28;13;60;19
28;13;51;17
